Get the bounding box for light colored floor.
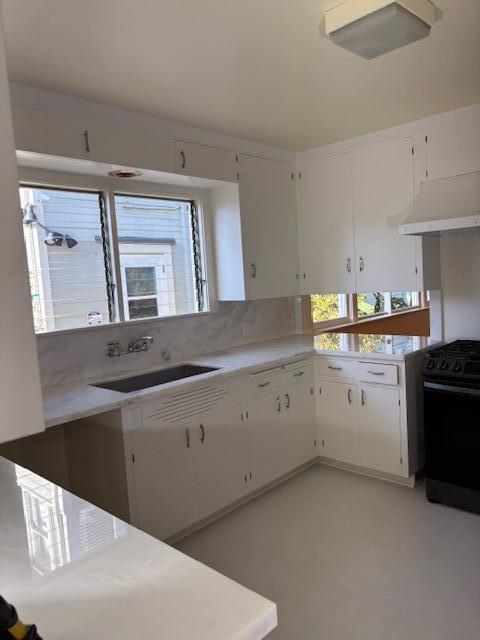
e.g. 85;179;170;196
176;465;480;640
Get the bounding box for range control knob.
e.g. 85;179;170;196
425;358;435;370
439;360;449;371
451;361;462;373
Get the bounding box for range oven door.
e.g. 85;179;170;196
424;379;480;492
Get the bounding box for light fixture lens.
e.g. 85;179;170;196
329;3;431;59
44;231;64;247
108;169;142;178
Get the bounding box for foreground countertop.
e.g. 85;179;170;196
43;333;436;428
0;456;277;640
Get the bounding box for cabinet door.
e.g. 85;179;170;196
12;105;91;160
298;153;356;293
238;154;299;299
317;381;359;465
0;27;45;444
132;426;198;540
357;385;402;476
88;119;174;173
246;393;288;489
196;410;248;519
352;137;417;292
426;109;480;180
174;140;237;181
282;382;317;469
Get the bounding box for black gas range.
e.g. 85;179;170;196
423;340;480;379
422;340;480;515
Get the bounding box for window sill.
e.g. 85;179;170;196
35;308;216;339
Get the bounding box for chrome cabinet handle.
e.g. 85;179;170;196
276;396;282;412
361;390;366;406
186;428;191;448
367;370;385;376
347;388;352;404
293;371;304;377
200;424;205;443
346;257;352;273
180;149;186;169
250;262;257;278
284;393;290;409
257;381;270;388
83;129;90;153
328;365;343;370
359;257;365;272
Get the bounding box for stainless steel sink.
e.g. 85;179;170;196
91;364;219;393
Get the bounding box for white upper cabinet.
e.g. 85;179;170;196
352;137;418;292
12;106;175;173
12;105;92;160
174;140;238;182
426;108;480;180
238;154;299;299
0;23;44;443
86;118;174;173
298;152;355;293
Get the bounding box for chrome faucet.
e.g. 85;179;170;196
106;336;154;357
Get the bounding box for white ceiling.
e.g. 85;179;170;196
3;0;480;151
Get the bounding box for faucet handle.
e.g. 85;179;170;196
106;340;121;357
143;336;154;344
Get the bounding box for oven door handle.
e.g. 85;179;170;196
424;381;480;397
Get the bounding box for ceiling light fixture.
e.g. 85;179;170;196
108;169;142;178
325;0;436;59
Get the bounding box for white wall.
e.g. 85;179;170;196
441;234;480;340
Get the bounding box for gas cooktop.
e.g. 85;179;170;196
423;340;480;378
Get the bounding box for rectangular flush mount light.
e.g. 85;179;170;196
325;0;436;59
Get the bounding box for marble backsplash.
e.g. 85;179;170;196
37;298;297;389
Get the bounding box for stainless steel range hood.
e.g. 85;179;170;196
398;171;480;236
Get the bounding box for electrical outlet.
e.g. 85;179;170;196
242;320;254;337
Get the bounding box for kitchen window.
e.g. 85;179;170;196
309;290;425;332
20;186;208;333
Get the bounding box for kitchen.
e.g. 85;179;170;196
1;1;480;639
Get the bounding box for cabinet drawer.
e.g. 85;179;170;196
357;361;398;386
284;364;312;386
249;368;284;395
316;357;355;381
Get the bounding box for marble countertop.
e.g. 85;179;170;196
43;333;436;428
0;456;277;640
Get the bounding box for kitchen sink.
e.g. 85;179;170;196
91;364;219;393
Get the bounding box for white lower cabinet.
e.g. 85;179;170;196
281;381;317;471
316;355;414;481
357;385;402;476
197;410;248;519
246;392;287;490
317;381;359;465
132;424;199;541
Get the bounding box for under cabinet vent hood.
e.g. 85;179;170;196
398;171;480;236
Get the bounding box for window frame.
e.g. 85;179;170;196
310;293;351;331
20;180;213;336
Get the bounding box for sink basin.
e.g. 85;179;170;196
91;364;219;393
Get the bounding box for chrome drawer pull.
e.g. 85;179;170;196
328;365;343;370
361;390;366;406
186;428;191;448
367;370;385;376
347;388;352;404
293;371;305;377
200;424;205;443
257;381;270;388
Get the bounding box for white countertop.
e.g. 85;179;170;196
0;456;277;640
43;333;436;428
